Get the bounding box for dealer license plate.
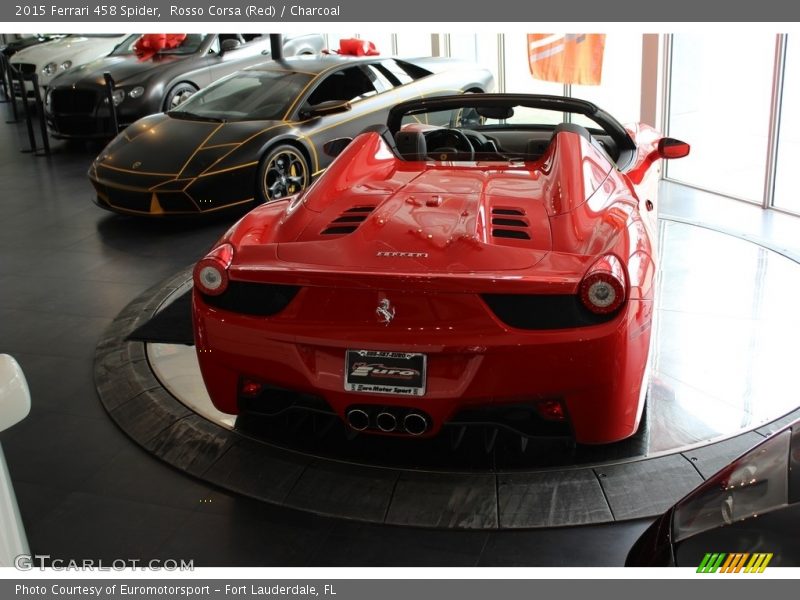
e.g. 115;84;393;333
344;350;426;396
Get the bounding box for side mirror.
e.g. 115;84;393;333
657;137;690;159
219;38;242;55
323;137;353;158
627;136;691;184
0;355;30;432
299;100;351;120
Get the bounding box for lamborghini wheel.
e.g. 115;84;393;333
257;145;310;202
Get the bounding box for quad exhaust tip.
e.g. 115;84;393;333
403;413;428;436
376;412;397;432
346;408;370;431
347;408;429;435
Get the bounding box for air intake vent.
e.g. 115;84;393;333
321;206;375;235
491;207;530;240
492;229;531;240
322;225;359;235
492;217;527;227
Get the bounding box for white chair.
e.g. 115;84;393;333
0;354;31;567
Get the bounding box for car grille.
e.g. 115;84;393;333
99;187;152;212
50;88;99;114
13;63;36;74
100;188;202;214
50;115;109;136
481;294;616;329
200;281;300;316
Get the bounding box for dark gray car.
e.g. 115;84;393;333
45;33;325;138
627;418;800;568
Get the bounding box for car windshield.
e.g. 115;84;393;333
401;104;607;135
170;70;314;122
109;34;208;56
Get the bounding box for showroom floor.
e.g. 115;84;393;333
0;109;796;566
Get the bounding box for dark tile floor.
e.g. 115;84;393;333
0;108;796;567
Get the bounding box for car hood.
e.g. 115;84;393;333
96;113;273;176
50;53;189;88
11;35;126;67
3;36;54;54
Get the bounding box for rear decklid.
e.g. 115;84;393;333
273;167;553;273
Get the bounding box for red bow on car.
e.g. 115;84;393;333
337;38;379;56
134;34;187;61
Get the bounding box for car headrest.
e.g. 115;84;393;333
395;130;427;161
553;122;592;141
526;136;553;159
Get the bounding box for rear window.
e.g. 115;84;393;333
375;59;431;86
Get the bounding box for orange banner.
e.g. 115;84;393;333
527;34;606;85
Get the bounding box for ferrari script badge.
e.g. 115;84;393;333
376;298;395;325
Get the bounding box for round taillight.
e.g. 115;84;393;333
579;256;626;315
198;265;224;292
193;243;234;296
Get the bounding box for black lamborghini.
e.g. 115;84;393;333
87;54;494;216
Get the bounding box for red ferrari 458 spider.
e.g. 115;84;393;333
192;93;689;444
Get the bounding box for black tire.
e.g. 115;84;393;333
163;82;198;111
634;393;649;439
257;144;310;203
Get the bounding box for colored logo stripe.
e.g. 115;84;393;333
745;553;773;573
697;553;726;572
720;553;749;573
697;553;773;573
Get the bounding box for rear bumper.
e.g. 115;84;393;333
193;290;652;444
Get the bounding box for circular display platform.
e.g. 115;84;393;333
95;219;800;529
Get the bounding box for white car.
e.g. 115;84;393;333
0;355;31;567
10;33;128;97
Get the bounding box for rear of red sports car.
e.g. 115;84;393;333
192;95;678;444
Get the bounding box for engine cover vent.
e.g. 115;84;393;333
320;206;375;236
490;207;531;240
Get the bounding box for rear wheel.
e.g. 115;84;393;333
633;394;649;439
163;82;198;111
257;145;310;203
